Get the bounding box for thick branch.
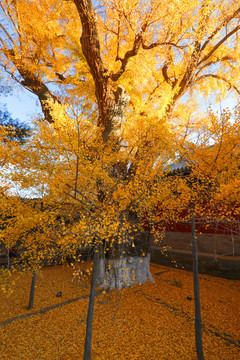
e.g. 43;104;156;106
111;34;142;82
111;39;184;83
18;68;60;123
74;0;107;94
3;48;59;123
74;0;118;134
176;41;202;98
74;0;130;141
162;63;177;88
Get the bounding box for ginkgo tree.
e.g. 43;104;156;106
0;0;240;283
1;0;239;288
1;2;240;359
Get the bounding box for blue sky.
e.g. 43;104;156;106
0;85;42;125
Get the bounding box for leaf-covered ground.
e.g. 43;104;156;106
0;263;239;359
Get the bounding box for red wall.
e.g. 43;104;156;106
148;203;240;235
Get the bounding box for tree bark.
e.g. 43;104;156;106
17;65;60;124
83;247;99;360
74;0;130;141
3;49;59;124
191;204;204;360
96;230;154;289
97;253;154;290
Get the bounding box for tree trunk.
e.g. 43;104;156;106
191;205;204;360
97;253;154;290
83;248;99;360
28;271;37;310
97;232;154;290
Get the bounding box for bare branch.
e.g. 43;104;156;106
195;56;236;77
0;24;14;45
199;25;240;65
0;37;9;50
1;1;22;40
63;191;93;214
200;6;240;54
66;183;99;210
195;74;240;95
142;41;185;50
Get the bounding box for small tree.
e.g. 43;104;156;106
174;105;240;360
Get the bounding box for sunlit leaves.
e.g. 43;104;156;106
0;0;240;292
